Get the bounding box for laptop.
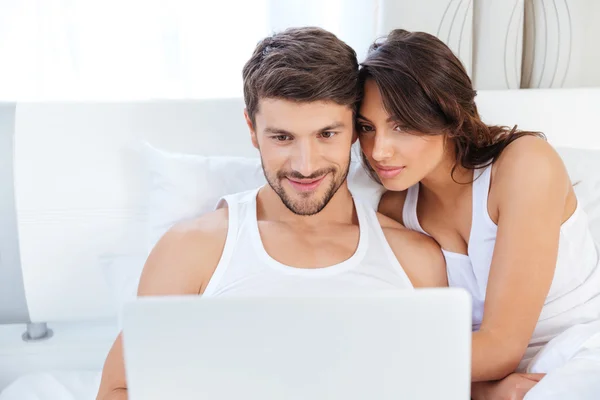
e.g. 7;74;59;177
122;288;471;400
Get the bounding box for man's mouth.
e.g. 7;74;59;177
286;175;326;192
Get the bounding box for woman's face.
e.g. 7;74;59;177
357;79;446;191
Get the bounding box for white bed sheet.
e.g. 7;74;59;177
0;371;101;400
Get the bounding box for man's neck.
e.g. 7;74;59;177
256;184;357;228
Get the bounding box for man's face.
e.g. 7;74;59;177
246;99;355;216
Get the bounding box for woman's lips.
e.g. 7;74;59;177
374;165;405;179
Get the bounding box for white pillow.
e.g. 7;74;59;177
100;253;147;327
103;142;384;323
556;147;600;242
106;143;598;324
143;142;384;251
143;142;267;251
143;143;600;257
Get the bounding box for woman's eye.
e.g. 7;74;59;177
358;124;374;133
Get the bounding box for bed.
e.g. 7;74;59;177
0;88;599;399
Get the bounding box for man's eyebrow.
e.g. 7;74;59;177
316;122;346;133
264;122;347;136
264;127;296;136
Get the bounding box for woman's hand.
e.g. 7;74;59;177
471;373;546;400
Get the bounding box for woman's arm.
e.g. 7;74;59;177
471;136;573;381
377;190;408;224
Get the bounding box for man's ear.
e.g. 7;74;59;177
244;108;259;149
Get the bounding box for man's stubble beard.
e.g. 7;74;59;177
261;155;351;216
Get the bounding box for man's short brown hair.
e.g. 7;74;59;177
242;27;360;125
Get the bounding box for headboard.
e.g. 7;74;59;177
0;88;599;325
3;99;256;325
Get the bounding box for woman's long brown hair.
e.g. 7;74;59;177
359;29;544;183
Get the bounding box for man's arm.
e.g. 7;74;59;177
96;208;229;400
377;213;447;288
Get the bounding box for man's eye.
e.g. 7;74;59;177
321;131;336;139
274;135;291;141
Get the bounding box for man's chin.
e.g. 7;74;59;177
283;184;324;200
270;173;342;216
281;192;327;216
287;203;326;216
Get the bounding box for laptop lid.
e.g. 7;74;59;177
122;289;471;400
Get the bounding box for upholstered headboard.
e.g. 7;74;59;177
0;88;599;326
0;104;28;324
2;99;256;325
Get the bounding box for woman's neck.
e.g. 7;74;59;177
419;153;474;206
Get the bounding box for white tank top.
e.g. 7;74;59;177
203;188;414;298
403;164;600;369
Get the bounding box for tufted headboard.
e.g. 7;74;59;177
0;88;599;325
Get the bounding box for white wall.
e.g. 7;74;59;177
378;0;599;89
472;0;524;89
521;0;600;88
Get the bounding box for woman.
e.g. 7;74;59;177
357;29;600;399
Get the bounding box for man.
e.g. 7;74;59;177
96;27;447;400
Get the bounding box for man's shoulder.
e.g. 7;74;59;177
160;207;231;262
138;208;230;296
376;212;435;250
375;212;447;288
170;207;230;239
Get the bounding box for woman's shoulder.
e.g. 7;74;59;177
490;135;572;204
492;135;570;186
